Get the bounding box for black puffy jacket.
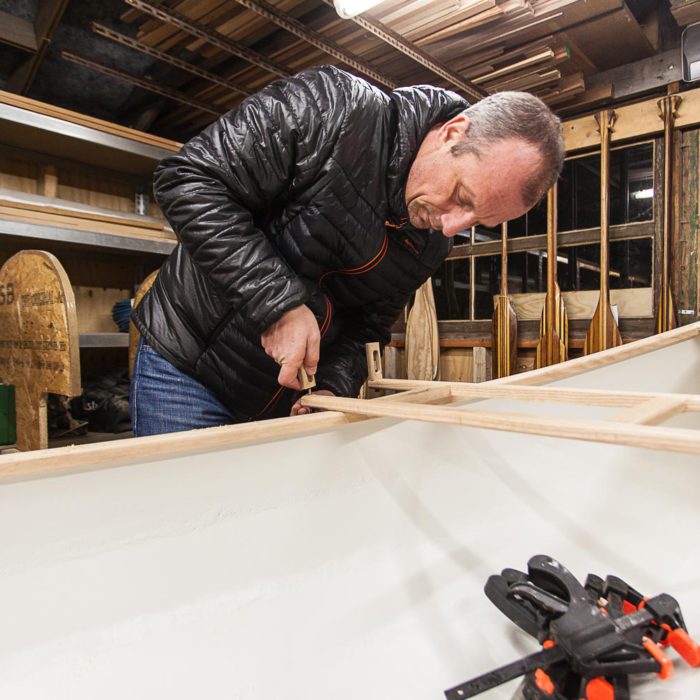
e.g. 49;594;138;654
133;65;467;421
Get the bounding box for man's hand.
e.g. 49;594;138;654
291;389;334;416
261;304;320;390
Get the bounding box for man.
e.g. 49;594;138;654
131;64;564;436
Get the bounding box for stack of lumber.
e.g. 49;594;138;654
670;0;700;26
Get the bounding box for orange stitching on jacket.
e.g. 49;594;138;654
318;234;388;285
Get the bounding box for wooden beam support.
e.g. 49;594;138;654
124;0;291;79
0;10;37;52
61;52;223;117
232;0;397;90
90;23;254;98
7;0;69;95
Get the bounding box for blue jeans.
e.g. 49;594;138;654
130;338;236;436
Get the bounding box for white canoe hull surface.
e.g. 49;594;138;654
0;334;699;699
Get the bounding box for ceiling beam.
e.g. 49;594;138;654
0;10;37;52
61;51;223;117
322;0;486;101
7;0;69;94
124;0;291;80
230;0;398;89
91;23;254;98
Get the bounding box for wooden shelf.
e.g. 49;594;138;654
79;333;129;348
0;218;175;255
0;102;177;176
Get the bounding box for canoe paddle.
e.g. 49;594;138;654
492;221;518;378
535;185;568;368
583;109;623;355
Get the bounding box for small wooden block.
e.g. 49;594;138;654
365;342;383;381
297;366;316;391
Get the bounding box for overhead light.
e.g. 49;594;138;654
333;0;383;19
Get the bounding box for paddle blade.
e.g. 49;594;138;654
656;287;678;334
535;286;568;368
583;297;623;355
492;296;518;378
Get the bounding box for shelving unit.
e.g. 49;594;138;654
0;92;181;447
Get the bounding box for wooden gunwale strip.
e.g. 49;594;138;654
300;395;700;456
0;412;364;483
496;321;700;386
370;380;700;411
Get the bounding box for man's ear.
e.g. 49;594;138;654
440;113;471;146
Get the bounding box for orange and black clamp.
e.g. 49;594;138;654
444;555;699;700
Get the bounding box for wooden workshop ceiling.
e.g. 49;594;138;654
0;0;691;141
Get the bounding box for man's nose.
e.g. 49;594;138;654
440;210;478;237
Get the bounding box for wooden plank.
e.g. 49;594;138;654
405;279;440;380
610;396;688;425
472;346;491;382
562;85;700;152
0;206;176;243
0;196;165;231
0;10;37;51
501;288;654;321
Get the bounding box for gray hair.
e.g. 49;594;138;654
451;91;565;207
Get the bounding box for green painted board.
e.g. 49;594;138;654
0;385;16;446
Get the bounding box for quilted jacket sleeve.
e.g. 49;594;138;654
314;293;410;398
152;69;345;333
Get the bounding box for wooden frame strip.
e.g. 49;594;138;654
610;396;688;425
367;380;700;411
299;394;700;456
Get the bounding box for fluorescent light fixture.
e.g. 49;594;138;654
631;188;654;200
333;0;383;18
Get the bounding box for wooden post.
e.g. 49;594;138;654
472;346;491;383
0;250;80;451
492;221;518;377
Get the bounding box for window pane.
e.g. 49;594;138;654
432;259;469;320
556;238;653;292
474;255;500;319
610;238;653;288
558;143;654;232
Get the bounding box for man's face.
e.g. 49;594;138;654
405;114;544;237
